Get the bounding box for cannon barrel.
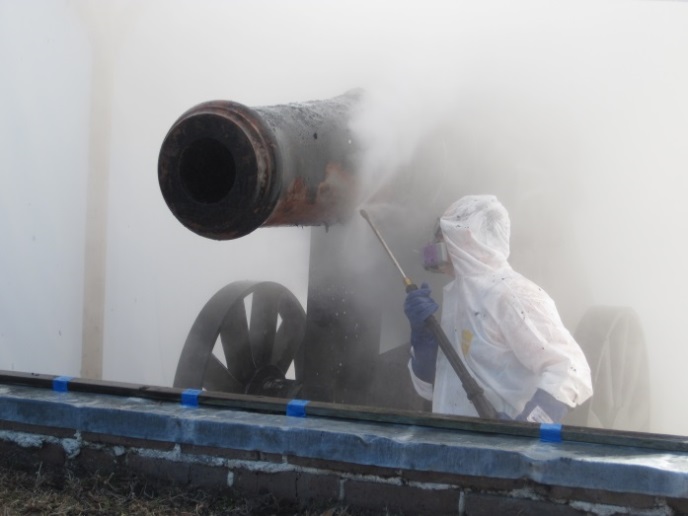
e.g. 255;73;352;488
158;91;361;240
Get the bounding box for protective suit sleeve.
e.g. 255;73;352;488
494;283;593;408
407;358;434;401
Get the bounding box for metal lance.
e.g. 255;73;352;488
360;209;499;420
158;91;361;240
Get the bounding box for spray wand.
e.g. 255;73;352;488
360;209;498;420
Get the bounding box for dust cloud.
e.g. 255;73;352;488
347;0;688;434
1;0;687;434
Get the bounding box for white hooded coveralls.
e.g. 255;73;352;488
410;195;593;418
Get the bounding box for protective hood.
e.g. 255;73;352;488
439;195;511;276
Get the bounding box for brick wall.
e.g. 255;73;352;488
1;419;684;515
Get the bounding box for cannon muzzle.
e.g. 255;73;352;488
158;91;361;240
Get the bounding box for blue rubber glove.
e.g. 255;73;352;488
517;389;569;424
404;283;440;383
404;283;439;330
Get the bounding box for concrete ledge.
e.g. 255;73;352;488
1;384;687;514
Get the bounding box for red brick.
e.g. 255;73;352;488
400;468;524;492
231;468;339;505
180;443;260;461
231;469;298;499
287;455;399;478
80;432;175;451
188;462;231;488
295;470;341;507
0;420;75;438
667;497;688;515
343;478;460;515
464;492;587;516
259;451;286;464
542;484;659;509
126;454;191;484
72;446;127;476
0;440;66;471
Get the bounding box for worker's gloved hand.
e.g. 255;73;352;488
516;389;569;424
405;283;440;383
404;283;439;330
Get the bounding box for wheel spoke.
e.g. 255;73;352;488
220;300;255;385
616;314;637;399
611;316;628;411
204;355;244;392
271;296;306;373
249;288;279;369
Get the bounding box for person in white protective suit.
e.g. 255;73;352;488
404;195;593;422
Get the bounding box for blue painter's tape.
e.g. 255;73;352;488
286;399;309;417
181;389;202;407
52;376;74;393
540;423;563;443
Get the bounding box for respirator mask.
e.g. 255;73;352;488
421;219;450;273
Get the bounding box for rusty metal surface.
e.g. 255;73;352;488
264;162;355;228
158;91;361;240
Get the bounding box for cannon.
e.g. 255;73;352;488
160;92;651;429
158;91;361;240
160;91;417;408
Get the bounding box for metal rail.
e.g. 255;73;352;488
1;370;687;452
